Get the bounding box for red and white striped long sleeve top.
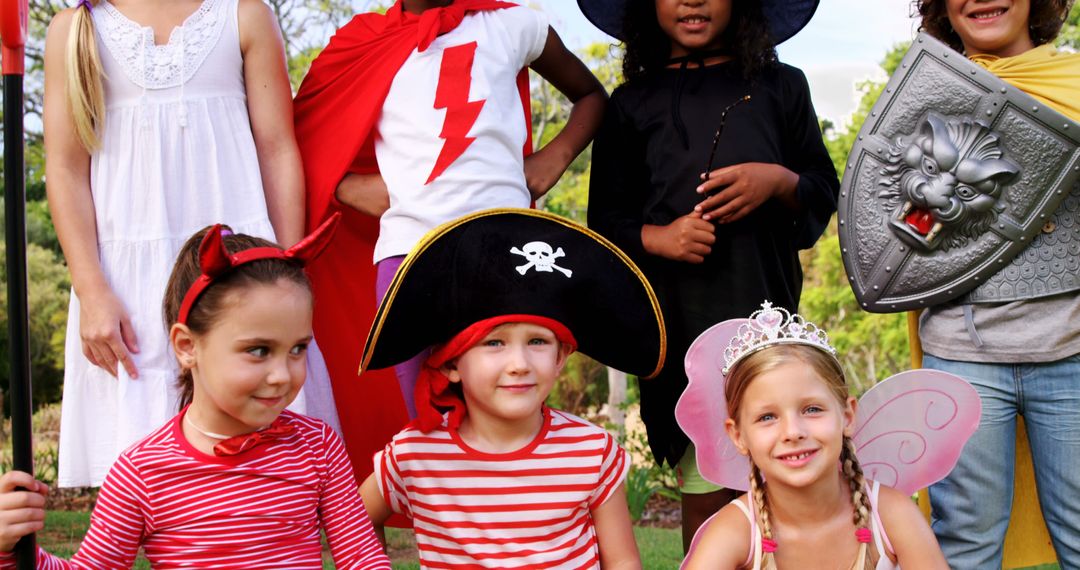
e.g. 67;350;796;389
375;407;630;569
4;409;390;569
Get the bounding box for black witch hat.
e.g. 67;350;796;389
577;0;819;45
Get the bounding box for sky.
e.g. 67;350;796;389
535;0;921;125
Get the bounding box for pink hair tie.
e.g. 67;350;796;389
855;528;872;544
761;538;778;553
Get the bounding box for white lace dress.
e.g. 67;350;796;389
57;0;340;487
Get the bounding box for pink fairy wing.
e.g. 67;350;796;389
853;370;981;495
676;319;752;491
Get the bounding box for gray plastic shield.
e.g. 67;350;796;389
838;33;1080;313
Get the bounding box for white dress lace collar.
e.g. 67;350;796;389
94;0;228;89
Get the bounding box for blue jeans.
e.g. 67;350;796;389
924;354;1080;569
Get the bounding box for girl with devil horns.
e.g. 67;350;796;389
0;218;390;569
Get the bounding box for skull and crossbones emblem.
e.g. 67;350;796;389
509;241;573;278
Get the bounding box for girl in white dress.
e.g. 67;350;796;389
43;0;339;487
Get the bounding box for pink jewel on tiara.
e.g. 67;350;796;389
721;301;837;375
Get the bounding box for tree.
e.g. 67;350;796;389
535;42;622;224
1059;2;1080;48
801;44;913;392
0;240;71;414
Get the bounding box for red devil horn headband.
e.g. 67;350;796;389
177;213;341;325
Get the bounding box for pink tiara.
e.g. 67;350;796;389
722;301;836;374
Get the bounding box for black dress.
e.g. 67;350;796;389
588;61;839;467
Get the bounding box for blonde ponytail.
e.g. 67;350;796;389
65;1;105;151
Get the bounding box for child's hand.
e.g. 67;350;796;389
79;286;140;379
0;471;49;552
641;212;716;263
694;162;799;223
524;148;570;200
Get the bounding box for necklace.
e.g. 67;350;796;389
184;413;233;440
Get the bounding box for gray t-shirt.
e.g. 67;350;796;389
919;292;1080;363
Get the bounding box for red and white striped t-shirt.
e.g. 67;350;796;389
374;407;629;569
3;409;390;569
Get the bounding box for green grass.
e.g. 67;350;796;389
45;512;1064;570
34;511;684;569
635;526;685;568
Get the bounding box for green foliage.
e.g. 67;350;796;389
545;352;606;414
624;465;659;522
0;241;71;414
1057;3;1080;48
802;43;917;390
289;46;326;91
26;200;61;255
535;42;623;225
823;42;908;178
799;230;910;392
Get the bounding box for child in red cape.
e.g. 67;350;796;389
293;0;606;479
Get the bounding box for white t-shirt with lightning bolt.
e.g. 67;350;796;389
372;4;549;262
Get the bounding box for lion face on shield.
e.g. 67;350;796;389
877;113;1020;251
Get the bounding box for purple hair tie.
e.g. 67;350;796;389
76;0;93;10
219;228;233;237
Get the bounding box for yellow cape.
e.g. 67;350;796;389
970;44;1080;122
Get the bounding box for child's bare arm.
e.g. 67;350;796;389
877;486;949;569
681;501;751;570
239;0;305;246
336;173;390;218
591;484;641;570
359;473;393;545
0;471;48;552
44;10;140;380
526;27;607;199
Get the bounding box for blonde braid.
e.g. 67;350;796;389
749;464;778;570
65;1;106;151
841;436;875;570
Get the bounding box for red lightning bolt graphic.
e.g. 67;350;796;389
427;41;485;185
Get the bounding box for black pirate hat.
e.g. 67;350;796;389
577;0;819;45
361;208;666;380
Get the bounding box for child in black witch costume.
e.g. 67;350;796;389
579;0;839;548
356;209;665;569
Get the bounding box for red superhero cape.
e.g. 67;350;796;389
293;0;533;480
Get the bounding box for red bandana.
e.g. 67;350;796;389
414;315;577;433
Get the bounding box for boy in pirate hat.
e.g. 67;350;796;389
357;208;665;569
